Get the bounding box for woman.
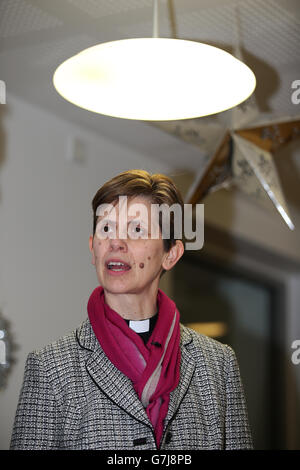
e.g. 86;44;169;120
10;169;253;450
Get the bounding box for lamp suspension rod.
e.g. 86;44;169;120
153;0;159;38
233;3;242;59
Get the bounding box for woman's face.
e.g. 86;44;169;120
89;195;182;295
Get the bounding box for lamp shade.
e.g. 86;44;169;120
53;38;256;121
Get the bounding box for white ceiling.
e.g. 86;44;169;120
1;0;300;171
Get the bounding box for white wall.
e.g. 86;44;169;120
0;94;172;449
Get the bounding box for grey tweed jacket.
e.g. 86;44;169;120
10;318;253;450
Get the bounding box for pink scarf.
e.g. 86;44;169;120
87;286;181;447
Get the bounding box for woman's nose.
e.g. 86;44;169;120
109;236;128;251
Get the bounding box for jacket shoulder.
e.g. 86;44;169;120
180;324;244;406
180;323;232;357
31;322;82;359
26;320;89;393
180;323;238;381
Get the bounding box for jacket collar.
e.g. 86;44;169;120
76;317;193;351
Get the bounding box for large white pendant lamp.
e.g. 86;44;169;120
53;1;256;121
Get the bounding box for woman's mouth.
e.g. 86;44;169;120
106;261;131;275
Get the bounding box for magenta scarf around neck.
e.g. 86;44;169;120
87;286;181;447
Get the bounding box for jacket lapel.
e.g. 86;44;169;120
76;319;196;431
77;319;151;428
163;324;196;427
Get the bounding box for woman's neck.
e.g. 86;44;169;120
103;285;159;320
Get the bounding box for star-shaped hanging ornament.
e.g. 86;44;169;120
149;85;300;231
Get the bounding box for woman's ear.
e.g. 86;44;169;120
89;235;96;265
162;240;184;272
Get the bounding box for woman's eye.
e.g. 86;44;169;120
96;221;116;238
102;223;112;233
128;222;146;238
134;224;144;233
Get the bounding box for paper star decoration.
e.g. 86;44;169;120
150;93;300;230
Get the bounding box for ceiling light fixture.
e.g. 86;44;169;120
53;0;256;121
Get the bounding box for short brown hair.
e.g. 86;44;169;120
92;169;184;274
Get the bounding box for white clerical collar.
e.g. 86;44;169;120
128;318;150;333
